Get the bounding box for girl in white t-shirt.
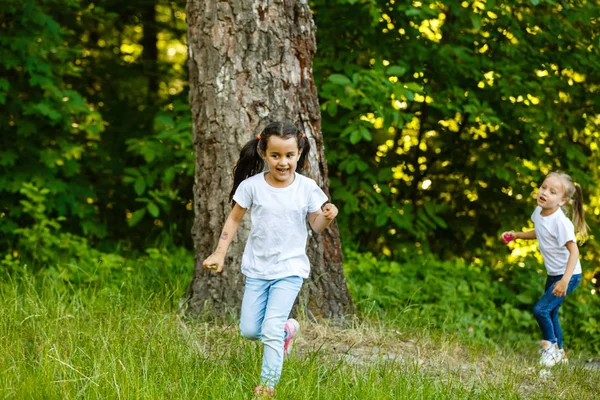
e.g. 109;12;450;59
202;121;338;398
501;171;588;368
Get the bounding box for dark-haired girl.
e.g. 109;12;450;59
202;121;338;398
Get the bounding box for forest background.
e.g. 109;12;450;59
2;0;600;358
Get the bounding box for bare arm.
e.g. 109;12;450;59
308;203;338;233
501;229;536;243
202;203;247;272
552;241;579;297
514;230;537;240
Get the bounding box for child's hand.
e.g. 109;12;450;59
202;252;225;273
501;231;515;243
322;203;338;221
552;279;568;297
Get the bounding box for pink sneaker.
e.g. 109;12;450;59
253;385;274;398
283;318;300;356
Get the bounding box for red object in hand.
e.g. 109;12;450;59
502;233;515;243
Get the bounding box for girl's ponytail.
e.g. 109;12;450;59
296;131;311;173
549;171;589;242
572;182;589;240
229;138;263;203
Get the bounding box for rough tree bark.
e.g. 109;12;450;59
186;0;354;319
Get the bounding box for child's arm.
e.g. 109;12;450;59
308;203;338;233
501;229;537;242
202;203;247;273
514;230;537;240
552;241;579;297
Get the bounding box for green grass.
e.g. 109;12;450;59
1;275;598;399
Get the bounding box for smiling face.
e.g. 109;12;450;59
262;135;301;187
537;175;567;215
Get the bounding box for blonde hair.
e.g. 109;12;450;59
547;171;589;240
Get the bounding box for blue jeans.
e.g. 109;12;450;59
239;275;303;387
532;274;581;348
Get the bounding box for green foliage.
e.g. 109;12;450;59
123;100;194;235
12;183;88;268
4;182;191;290
313;0;600;263
3;0;599;263
0;0;106;245
344;250;600;354
60;0;192;248
0;0;193;250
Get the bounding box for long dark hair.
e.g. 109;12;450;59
229;121;311;202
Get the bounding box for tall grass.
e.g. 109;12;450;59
1;271;598;399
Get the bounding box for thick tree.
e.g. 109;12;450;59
185;0;354;318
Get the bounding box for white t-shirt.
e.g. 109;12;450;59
233;172;329;280
531;206;582;276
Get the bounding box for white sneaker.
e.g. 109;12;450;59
539;342;569;364
539;340;563;368
559;348;569;364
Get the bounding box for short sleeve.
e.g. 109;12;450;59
232;179;252;209
555;217;577;247
308;180;329;213
530;206;540;223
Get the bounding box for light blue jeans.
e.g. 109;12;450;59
239;275;303;387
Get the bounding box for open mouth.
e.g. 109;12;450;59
539;196;547;202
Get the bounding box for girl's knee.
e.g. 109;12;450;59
533;304;547;318
261;320;284;342
240;322;261;340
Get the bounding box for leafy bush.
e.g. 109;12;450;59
313;0;600;265
0;1;107;246
4;183;192;293
122;99;195;247
344;250;600;354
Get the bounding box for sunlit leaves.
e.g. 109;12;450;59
314;0;600;261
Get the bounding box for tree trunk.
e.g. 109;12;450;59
185;0;354;319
